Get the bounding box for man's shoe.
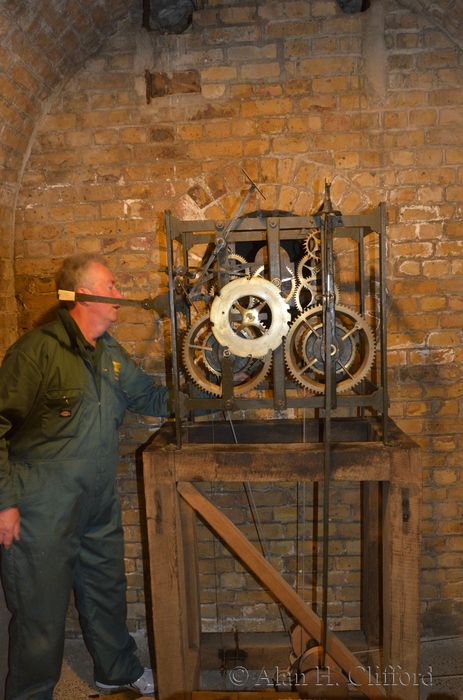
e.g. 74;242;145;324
95;667;155;696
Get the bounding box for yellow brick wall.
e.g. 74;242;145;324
12;0;463;637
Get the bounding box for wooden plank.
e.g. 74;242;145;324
180;496;202;689
177;481;387;700
144;451;192;700
162;441;395;483
363;481;382;647
191;693;298;700
382;448;422;700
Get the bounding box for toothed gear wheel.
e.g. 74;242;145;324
295;281;340;312
284;304;375;394
303;230;321;258
206;252;250;294
297;254;321;290
182;313;272;396
295;281;317;311
210;277;291;359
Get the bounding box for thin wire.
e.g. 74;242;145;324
226;410;291;639
301;390;307;654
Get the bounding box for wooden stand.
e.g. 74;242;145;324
143;418;421;700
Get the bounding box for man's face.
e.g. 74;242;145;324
80;262;124;330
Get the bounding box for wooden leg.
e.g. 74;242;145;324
180;496;202;689
145;456;192;700
382;449;422;700
363;481;382;648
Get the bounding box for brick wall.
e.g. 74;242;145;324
11;0;463;637
0;0;133;358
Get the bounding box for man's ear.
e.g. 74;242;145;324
75;286;90;306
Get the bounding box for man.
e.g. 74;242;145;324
0;253;170;698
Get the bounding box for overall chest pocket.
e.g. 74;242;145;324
42;388;84;440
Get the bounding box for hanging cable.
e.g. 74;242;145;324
225;411;291;639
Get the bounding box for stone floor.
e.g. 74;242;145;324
54;635;154;700
2;634;462;699
53;634;463;699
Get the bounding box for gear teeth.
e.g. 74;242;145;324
302;229;321;258
284;304;376;394
294;281;317;312
182;312;273;397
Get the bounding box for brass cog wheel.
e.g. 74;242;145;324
210;277;291;359
284;304;375;394
182;313;272;396
296;254;320;289
302;229;321;258
206;252;250;295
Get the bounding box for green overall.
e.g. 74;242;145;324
0;309;170;699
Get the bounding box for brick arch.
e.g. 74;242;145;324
397;0;463;52
172;160;376;223
0;0;133;351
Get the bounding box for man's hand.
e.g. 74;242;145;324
0;507;20;549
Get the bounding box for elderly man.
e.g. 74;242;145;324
0;253;169;698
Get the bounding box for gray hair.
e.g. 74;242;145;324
55;253;107;308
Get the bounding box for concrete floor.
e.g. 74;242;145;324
55;634;463;699
1;634;462;698
54;635;154;699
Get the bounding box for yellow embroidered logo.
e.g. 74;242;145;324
112;361;121;379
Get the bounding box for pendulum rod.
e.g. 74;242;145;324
321;181;337;669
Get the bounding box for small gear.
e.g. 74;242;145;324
295;281;317;312
282;265;297;304
303;229;321;258
284;304;375;394
295;281;340;312
296;254;320;290
207;251;250;295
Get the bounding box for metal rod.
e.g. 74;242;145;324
379;203;389;444
166;211;182;449
189;173;265;297
58;291;149;307
321;182;335;669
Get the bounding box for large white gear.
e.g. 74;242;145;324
210;277;291;359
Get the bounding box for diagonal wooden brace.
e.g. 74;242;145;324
177;481;387;700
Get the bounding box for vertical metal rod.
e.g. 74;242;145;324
165;211;182;449
321;183;335;669
379;203;389;444
359;228;365;419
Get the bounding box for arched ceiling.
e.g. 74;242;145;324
0;0;135;200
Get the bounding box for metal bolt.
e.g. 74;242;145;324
269;219;277;228
216;221;224;229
